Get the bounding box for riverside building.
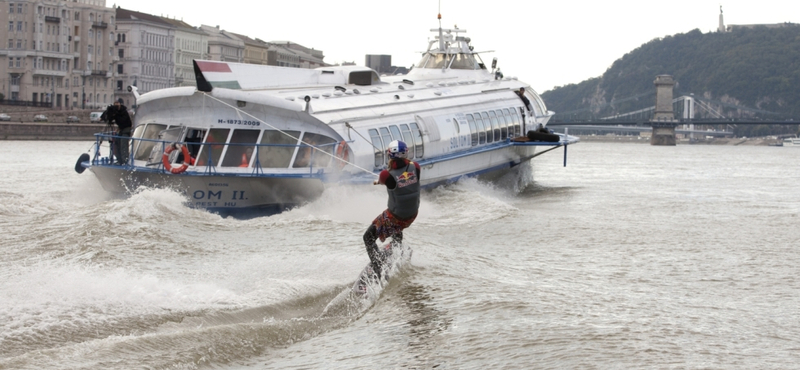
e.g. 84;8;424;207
1;0;116;109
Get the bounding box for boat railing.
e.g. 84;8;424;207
92;132;341;176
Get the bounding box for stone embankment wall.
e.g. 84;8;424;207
0;105;106;123
0;105;109;140
0;122;107;140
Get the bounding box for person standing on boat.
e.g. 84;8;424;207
105;98;132;164
516;87;533;114
516;87;547;134
363;140;421;279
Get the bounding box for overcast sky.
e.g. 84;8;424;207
110;0;799;93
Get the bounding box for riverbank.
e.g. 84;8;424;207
577;135;781;146
0;122;106;140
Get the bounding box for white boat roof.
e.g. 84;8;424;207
136;26;549;124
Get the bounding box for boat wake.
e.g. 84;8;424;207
321;241;414;319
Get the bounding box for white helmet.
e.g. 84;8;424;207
386;140;408;159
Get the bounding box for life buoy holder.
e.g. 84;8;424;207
162;144;191;174
334;141;349;169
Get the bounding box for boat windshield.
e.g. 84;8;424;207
415;52;481;70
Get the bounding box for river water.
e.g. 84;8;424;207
1;140;798;369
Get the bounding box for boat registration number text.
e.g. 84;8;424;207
217;118;261;126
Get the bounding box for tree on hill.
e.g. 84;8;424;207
542;25;800;126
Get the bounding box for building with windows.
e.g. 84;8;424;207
229;32;269;65
199;25;243;63
365;54;391;74
160;17;207;87
114;7;175;106
0;0;116;109
267;41;325;68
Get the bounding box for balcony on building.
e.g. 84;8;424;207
45;16;60;23
92;22;108;29
32;68;68;77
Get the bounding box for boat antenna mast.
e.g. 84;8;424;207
437;3;444;52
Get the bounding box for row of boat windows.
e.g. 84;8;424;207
463;107;524;146
415;52;482;70
367;106;523;168
368;123;424;168
131;124;339;169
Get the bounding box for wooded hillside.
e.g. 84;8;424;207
541;25;800;124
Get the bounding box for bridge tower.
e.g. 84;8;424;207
651;75;677;146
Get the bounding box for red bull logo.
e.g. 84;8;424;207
395;171;418;187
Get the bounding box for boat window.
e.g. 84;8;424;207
473;113;486;144
480;112;492;143
495;110;508;140
409;123;424;158
466;114;478;146
415;53;449;69
184;128;206;159
452;117;460;134
221;129;260;167
194;128;230;167
449;53;480;70
134;123;167;160
349;71;374;86
488;111;501;142
293;132;337;168
131;124;145;158
368;128;384;167
152;127;188;166
379;127;393;154
415;52;480;70
504;108;518;137
132;125;145;139
257;130;299;168
399;124;415;158
508;108;522;137
389;125;403;141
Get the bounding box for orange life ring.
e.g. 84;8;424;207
334;141;349;169
162;144;191;174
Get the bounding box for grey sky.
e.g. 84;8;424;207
111;0;799;93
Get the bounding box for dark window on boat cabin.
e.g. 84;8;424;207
481;112;493;143
495;110;508;140
379;127;392;156
368;128;384;167
448;53;480;70
409;123;424;158
389;125;403;142
153;127;185;166
194;128;230;166
134;124;167;161
293;132;336;168
473;113;486;144
348;71;373;86
258;130;300;168
399;124;415;158
221;129;260;167
184;128;206;159
488;111;501;142
131;124;146;158
509;108;521;137
466;114;478;146
503;108;519;137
